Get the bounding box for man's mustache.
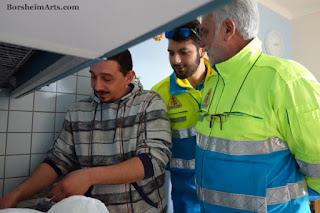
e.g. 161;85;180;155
173;65;185;69
94;90;110;95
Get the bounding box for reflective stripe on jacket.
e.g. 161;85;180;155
152;58;215;192
196;37;320;212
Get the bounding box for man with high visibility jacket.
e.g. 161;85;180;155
196;0;320;212
152;20;215;212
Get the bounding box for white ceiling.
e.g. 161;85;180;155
257;0;320;20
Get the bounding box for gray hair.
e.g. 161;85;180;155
210;0;259;40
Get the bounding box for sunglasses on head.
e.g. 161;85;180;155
165;28;201;40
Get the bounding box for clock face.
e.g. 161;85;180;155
265;30;283;57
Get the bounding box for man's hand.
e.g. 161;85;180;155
47;169;92;203
47;157;145;203
0;193;19;209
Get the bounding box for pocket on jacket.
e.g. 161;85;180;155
295;108;320;158
169;110;188;129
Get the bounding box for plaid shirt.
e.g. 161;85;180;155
45;83;172;213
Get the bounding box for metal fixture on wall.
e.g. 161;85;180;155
0;41;91;98
0;42;34;89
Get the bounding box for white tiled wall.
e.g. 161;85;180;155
9;93;34;111
0;111;8;132
55;113;66;133
56;94;76;113
0;156;4;179
5;155;30;178
34;92;56;112
0;134;6;155
0;179;3;196
77;76;92;95
57;75;77;94
31;133;54;154
0;98;9;110
6;133;31;155
8;111;33;132
32;112;55;132
0;69;91;196
40;82;56;93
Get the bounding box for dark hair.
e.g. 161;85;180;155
108;50;133;76
169;20;202;45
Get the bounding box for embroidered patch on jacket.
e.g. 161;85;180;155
170;116;187;123
168;95;182;109
202;89;212;109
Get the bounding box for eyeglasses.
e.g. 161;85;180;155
204;113;229;130
201;53;263;131
165;28;201;40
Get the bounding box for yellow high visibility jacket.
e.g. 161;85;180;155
196;37;320;212
152;58;215;193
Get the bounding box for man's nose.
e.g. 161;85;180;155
94;78;104;91
173;54;181;64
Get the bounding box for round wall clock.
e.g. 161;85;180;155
265;30;284;57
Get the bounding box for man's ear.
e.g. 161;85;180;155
199;47;206;58
223;19;236;41
126;70;135;84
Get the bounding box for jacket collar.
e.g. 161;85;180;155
169;58;216;95
214;37;262;81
